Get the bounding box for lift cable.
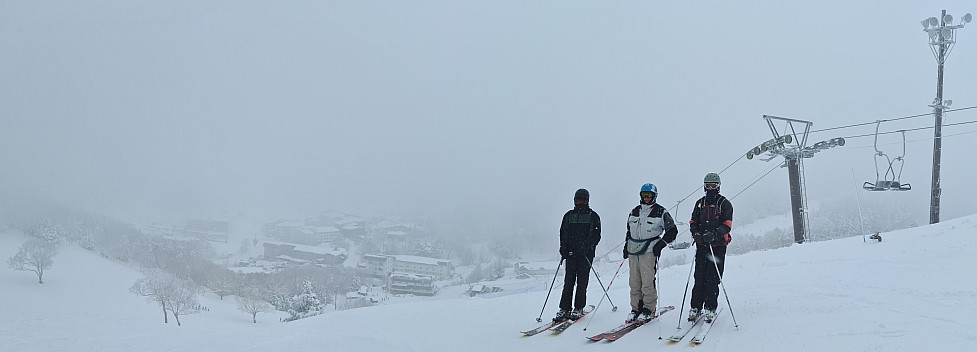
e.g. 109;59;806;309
807;105;977;135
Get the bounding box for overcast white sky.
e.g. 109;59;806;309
1;1;975;228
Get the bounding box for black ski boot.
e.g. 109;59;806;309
553;309;570;322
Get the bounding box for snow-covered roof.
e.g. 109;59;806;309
292;244;346;256
362;254;391;262
335;217;365;225
311;226;340;233
374;219;401;228
277;255;310;263
264;241;347;256
279;220;305;228
393;255;451;266
515;261;559;271
390;271;434;280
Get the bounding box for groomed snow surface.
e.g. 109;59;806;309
2;215;976;352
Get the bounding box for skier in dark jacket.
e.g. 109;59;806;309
554;188;602;321
687;173;733;323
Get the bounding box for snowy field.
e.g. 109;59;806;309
2;214;976;352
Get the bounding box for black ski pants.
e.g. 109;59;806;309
690;244;726;311
559;254;592;310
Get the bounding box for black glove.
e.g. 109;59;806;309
693;230;718;244
716;224;731;236
587;245;596;259
623;248;629;259
652;240;668;256
560;247;569;259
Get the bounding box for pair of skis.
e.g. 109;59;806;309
667;307;723;345
520;305;595;337
587;305;675;342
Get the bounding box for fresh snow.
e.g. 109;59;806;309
2;214;976;351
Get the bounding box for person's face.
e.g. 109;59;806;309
574;198;588;207
640;192;655;203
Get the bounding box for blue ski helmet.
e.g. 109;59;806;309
640;183;658;194
640;183;658;203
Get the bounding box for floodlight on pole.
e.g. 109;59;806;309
921;10;968;225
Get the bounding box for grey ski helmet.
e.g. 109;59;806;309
704;172;721;185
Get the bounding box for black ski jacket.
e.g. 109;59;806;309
560;206;601;258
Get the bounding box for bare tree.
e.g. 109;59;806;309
211;270;237;300
236;295;272;323
167;281;201;326
131;269;202;326
8;239;58;284
131;269;175;324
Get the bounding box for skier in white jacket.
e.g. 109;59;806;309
623;183;677;323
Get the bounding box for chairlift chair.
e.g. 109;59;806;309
863;121;912;191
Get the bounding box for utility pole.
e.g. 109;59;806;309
922;11;971;224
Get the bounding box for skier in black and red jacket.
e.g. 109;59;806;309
687;172;733;323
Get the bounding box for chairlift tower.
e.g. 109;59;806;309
748;116;845;244
921;10;971;224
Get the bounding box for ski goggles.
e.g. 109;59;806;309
640;192;656;199
704;183;719;190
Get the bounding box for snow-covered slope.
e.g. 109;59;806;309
2;215;976;352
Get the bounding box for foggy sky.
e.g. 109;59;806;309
2;1;975;229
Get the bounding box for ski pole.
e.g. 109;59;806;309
708;244;739;328
536;258;564;322
676;250;695;329
656;255;664;339
583;259;625;331
586;256;618;312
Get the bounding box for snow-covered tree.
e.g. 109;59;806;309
131;269;201;326
410;240;445;258
29;219;64;242
211;270;238;300
264;279;292;311
8;239;58;284
236;295;272;323
321;267;361;310
131;269;176;324
283;280;324;322
166;281;202;326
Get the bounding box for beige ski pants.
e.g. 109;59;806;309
628;253;658;312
